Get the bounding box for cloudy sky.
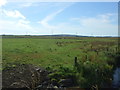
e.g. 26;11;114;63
0;0;118;36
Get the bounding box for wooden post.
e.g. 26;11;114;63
74;57;77;67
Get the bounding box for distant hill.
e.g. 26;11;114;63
1;34;118;38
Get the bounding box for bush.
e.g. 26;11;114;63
74;60;113;88
46;54;115;88
106;51;120;68
47;65;77;87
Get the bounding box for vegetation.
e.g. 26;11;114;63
2;35;119;88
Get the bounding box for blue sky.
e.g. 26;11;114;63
0;0;118;36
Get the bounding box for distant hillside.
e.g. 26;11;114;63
1;34;118;38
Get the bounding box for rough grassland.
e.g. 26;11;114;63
2;36;120;88
2;36;118;69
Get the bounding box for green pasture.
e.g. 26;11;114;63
2;36;119;88
2;36;118;69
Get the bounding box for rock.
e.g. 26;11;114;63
47;84;54;88
10;82;30;89
54;86;58;88
36;84;42;88
59;79;73;87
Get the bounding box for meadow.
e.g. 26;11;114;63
2;35;119;88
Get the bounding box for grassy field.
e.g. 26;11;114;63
2;36;119;88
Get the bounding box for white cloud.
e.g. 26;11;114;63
17;19;32;29
20;3;32;7
0;19;35;35
71;13;116;24
81;13;117;25
2;9;26;19
0;0;7;7
38;3;74;30
38;9;64;29
36;13;118;36
68;13;118;36
0;9;34;34
18;19;30;24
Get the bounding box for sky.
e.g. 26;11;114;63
0;0;118;36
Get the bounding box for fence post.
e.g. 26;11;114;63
74;57;77;67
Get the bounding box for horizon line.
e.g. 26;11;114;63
0;34;119;37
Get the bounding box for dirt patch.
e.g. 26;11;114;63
2;63;76;89
91;41;116;46
2;64;49;89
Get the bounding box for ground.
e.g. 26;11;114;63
2;36;119;88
